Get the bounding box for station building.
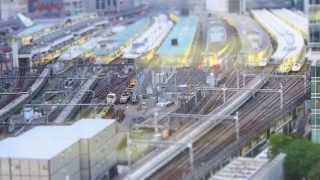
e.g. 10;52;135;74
28;0;85;17
86;0;137;15
0;119;119;180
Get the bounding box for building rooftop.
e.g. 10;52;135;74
0;119;115;160
210;149;270;180
69;118;115;139
210;157;268;180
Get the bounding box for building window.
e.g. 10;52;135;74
101;0;106;9
310;7;320;24
96;0;100;9
311;66;320;78
311;80;320;96
310;27;320;43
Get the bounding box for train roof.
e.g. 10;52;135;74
271;9;308;38
251;9;304;63
123;14;173;59
224;14;271;54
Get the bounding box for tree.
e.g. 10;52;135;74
270;134;320;180
269;133;293;158
283;139;313;180
308;161;320;180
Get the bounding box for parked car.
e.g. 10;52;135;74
106;93;117;105
119;92;130;104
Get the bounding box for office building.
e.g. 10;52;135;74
87;0;136;15
309;0;320;144
63;0;84;15
0;0;28;21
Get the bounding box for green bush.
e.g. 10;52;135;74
270;134;320;180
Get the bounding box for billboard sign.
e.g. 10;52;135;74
28;0;64;17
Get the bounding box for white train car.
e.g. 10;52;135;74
272;9;308;39
122;14;174;62
251;9;305;73
271;9;307;72
224;14;273;67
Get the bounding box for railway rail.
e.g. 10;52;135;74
124;73;268;179
152;76;306;180
0;68;50;121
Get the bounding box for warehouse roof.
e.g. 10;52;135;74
210;157;268;180
0;119;115;160
70;118;115;139
210;149;270;180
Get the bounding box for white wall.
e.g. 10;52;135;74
252;154;285;180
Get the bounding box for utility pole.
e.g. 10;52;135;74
237;70;240;88
154;112;159;136
242;72;247;87
223;87;227;104
279;83;284;110
304;73;307;95
126;132;132;168
240;0;246;14
235;112;240;141
188;143;194;178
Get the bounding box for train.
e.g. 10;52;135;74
95;18;150;64
251;9;306;73
123;14;174;66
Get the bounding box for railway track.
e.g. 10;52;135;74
0;66;28;109
193;78;306;178
151;76;306;180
